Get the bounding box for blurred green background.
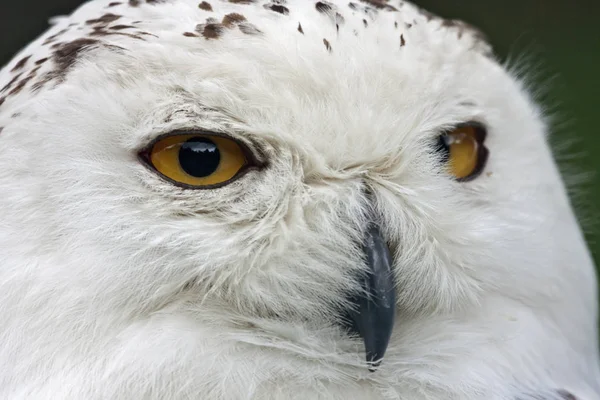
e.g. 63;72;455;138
417;1;600;266
0;0;598;265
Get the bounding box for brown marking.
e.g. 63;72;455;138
348;2;358;10
323;38;331;52
266;4;289;14
110;24;136;30
51;38;101;82
89;27;145;40
557;391;577;400
442;19;489;43
297;22;304;34
198;1;213;10
136;31;158;37
222;13;247;28
8;75;35;96
315;1;333;13
26;66;41;78
86;13;122;25
35;57;49;65
1;73;23;93
199;23;224;39
43;29;69;45
11;56;31;73
31;71;58;92
238;22;261;35
400;34;405;46
42;37;58;45
107;2;122;6
358;0;396;11
227;0;255;3
129;0;141;5
183;32;199;37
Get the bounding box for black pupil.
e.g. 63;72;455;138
435;135;451;163
178;137;221;178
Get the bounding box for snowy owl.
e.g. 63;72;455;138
0;0;598;399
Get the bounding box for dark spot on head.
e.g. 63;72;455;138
358;0;396;11
199;23;224;39
405;22;412;29
110;24;136;30
266;4;289;15
443;19;489;43
323;38;331;52
348;2;358;10
400;33;405;46
222;13;247;27
183;31;199;37
557;391;577;400
316;1;333;13
26;66;41;78
362;18;367;27
1;73;23;93
89;27;145;40
137;31;158;37
297;22;304;34
239;22;262;35
8;75;34;96
11;56;31;73
394;21;398;28
107;1;122;6
31;72;58;92
51;38;101;82
43;29;69;45
86;13;122;25
199;1;213;10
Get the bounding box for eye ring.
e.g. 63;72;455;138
435;122;489;182
139;130;259;190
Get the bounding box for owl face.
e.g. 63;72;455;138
0;0;598;398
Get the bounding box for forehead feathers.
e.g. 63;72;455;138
0;0;492;114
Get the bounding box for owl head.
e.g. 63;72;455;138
0;0;598;399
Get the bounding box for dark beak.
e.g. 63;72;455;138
345;224;396;371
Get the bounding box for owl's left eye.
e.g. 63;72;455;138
141;133;249;188
435;123;489;181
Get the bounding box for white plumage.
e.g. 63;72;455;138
0;0;598;399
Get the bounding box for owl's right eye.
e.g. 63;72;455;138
140;133;250;188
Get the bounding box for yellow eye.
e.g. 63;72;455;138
437;124;489;181
145;134;248;187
